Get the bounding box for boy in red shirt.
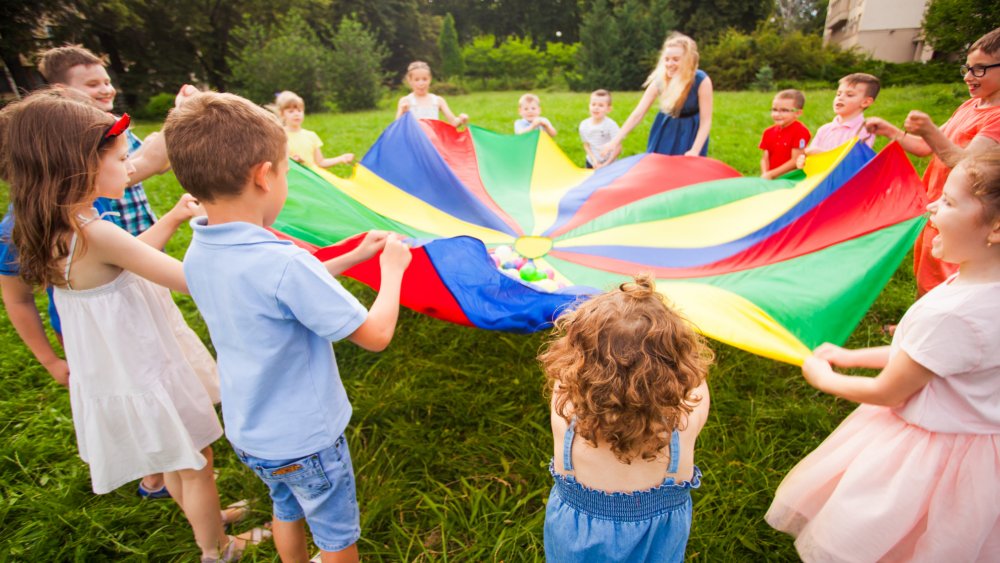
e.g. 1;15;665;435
759;89;811;179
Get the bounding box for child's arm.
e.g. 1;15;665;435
684;77;713;156
0;276;69;385
395;96;409;120
346;236;411;352
537;117;557;137
323;230;389;276
864;117;933;157
763;148;804;179
904;110;998;166
128;132;171;183
314;146;354;169
438;97;469;128
802;345;934;406
583;142;597;166
602;83;659;160
135;194;203;251
760;150;770;177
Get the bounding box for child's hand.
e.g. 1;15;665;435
170;193;205;221
813;343;851;367
795;154;806;169
903;111;936;138
863;117;898;139
456;113;469;127
174;84;199;108
290;154;305;164
801;355;833;390
379;234;412;274
340;153;355;165
355;230;389;261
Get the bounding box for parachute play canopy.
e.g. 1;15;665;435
271;114;927;365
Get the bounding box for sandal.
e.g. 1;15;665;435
137;482;171;499
199;528;272;563
220;500;249;527
310;552;322;562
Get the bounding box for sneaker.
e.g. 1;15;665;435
137;482;172;499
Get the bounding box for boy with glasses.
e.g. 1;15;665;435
759;89;811;179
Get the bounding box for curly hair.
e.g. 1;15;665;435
539;274;713;464
0;88;115;287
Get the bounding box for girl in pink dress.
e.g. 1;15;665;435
766;148;1000;562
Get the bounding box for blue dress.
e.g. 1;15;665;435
646;69;709;156
544;418;702;562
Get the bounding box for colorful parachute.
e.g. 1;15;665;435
271;114;927;365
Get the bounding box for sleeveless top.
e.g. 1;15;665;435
404;93;441;120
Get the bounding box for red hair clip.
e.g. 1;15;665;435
99;113;131;147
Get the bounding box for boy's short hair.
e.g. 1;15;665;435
519;93;540;106
970;27;1000;56
839;73;880;100
37;45;105;84
775;89;805;109
164;92;286;203
275;90;304;113
591;89;612;104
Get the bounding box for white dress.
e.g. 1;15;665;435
404;93;441;120
54;218;222;494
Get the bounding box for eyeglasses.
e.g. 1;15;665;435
770;108;798;113
98;113;130;148
960;62;1000;77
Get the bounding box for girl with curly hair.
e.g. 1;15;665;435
539;275;713;562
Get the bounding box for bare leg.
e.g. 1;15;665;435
141;473;166;491
320;544;358;563
272;517;310;562
166;446;227;558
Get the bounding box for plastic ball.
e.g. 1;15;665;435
491;255;501;267
494;245;513;259
513;257;527;269
501;260;517;270
519;264;538;281
544;268;555;280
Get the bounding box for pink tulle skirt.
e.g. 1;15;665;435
766;404;1000;562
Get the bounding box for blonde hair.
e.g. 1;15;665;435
962;148;1000;222
591;89;612;104
539;274;713;464
839;73;880;100
406;61;432;82
163;92;286;202
645;33;700;116
275;90;305;114
37;45;105;84
519;93;540;106
0;89;116;287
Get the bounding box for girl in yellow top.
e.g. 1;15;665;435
275;91;354;168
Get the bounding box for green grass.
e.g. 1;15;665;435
0;85;960;561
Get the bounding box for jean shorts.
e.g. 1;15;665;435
234;436;360;552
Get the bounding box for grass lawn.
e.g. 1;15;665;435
0;84;965;561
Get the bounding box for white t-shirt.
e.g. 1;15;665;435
579;117;620;165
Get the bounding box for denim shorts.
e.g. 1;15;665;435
234;436;360;552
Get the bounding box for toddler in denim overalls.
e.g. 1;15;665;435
538;275;712;562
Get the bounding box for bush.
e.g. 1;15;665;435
327;17;389;111
141;92;175;120
460;35;578;91
438;13;464;79
228;11;333;111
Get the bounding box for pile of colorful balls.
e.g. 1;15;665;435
488;245;565;293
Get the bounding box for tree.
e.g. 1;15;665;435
923;0;1000;56
228;10;333;110
669;0;774;41
327;16;389;111
577;0;676;91
773;0;828;35
438;13;463;78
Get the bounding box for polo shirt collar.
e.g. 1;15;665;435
190;217;286;246
833;112;864;129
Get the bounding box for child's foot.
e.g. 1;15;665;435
199;528;272;563
137;482;171;499
220;500;249;527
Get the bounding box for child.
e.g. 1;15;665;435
603;33;713;158
803;73;879;155
578;89;620;169
759;89;811;179
539;275;712;562
395;61;469;127
1;90;264;562
766;149;1000;561
165;91;412;562
864;27;1000;296
274;90;354;169
514;93;557;136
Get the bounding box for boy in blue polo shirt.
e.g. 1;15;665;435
165;92;412;562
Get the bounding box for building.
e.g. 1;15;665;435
824;0;934;62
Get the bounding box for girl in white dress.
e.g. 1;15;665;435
2;90;264;561
395;61;469;127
